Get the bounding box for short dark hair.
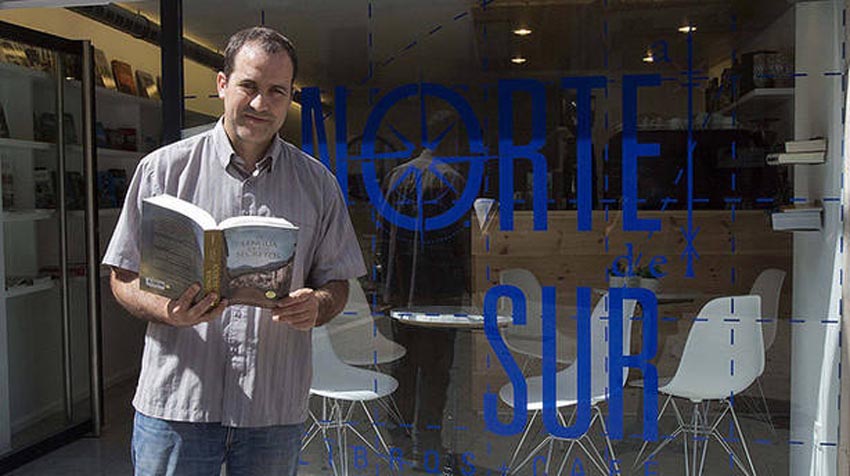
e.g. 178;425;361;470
223;27;298;84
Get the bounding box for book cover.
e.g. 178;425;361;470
140;194;298;307
111;59;137;96
771;206;823;231
766;151;825;165
94;49;117;90
785;138;826;153
0;102;9;138
135;70;159;100
33;168;55;209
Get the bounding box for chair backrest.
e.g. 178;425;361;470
499;268;544;341
664;295;763;401
312;325;347;370
749;269;785;352
590;293;638;394
325;278;372;333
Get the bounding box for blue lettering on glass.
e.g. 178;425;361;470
543;286;591;438
532;455;547;476
644;459;659;475
361;83;486;231
650;40;671;63
353;445;368;469
609;244;667;278
461;452;477;476
498;79;548;231
299;87;331;170
621;74;662;232
300;86;351;201
389;447;404;471
608;287;659;441
571;457;586;476
483;284;527;435
562;76;606;231
424;450;442;474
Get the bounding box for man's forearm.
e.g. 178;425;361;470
314;280;349;326
110;267;170;324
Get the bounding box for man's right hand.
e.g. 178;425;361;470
162;283;229;327
110;268;228;327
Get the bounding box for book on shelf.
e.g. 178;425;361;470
0;102;9;138
140;194;299;308
1;153;13;209
94;49;117;90
766;150;825;165
785;138;826;153
33;167;55;209
135;70;160;100
6;275;52;291
771;206;823;231
111;59;137;96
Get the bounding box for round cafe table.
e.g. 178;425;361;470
389;306;511;469
390;305;512;328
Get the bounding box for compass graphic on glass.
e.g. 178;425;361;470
359;83;488;232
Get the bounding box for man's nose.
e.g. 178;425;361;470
249;92;268;111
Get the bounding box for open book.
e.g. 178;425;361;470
140;194;298;307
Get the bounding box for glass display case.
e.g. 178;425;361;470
0;21;100;470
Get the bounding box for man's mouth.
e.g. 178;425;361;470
243;113;271;124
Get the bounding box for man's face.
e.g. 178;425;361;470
217;42;294;151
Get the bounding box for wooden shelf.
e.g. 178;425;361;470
5;279;54;298
2;209;55;222
0;138;51;151
68;208;121;218
717;88;794;120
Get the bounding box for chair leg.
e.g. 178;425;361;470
755;377;778;437
728;400;758;476
507;410;539;471
633;393;674;469
595;405;619;475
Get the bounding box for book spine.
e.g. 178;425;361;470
203;230;224;304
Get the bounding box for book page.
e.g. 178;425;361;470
221;225;298;306
140;201;207;301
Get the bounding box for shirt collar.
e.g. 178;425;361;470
212;117;283;174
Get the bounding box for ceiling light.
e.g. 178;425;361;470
511;56;527;64
513;28;532;36
678;25;697;34
642;51;654;63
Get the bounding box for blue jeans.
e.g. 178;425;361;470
132;412;304;476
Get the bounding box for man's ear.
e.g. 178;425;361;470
216;71;227;98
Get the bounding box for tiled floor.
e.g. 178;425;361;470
7;365;792;476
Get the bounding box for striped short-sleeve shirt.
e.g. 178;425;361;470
102;119;366;427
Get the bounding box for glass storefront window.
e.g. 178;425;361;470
285;1;845;474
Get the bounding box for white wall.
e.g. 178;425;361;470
790;1;844;475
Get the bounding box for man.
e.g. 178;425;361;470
103;27;366;476
380;143;470;474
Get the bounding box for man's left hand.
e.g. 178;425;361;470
271;288;320;330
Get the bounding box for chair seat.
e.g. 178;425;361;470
311;364;398;401
499;370;609;410
506;333;576;364
328;321;406;366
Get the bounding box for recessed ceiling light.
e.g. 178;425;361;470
513;28;532;36
511;56;527;64
678;25;697;34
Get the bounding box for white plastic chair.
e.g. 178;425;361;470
748;268;785;434
499;292;637;475
303;326;399;476
634;295;763;476
499;269;576;366
325;278;406;366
